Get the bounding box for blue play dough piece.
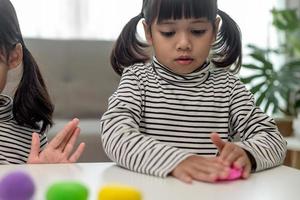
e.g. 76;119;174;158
0;171;35;200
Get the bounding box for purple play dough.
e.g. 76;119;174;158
0;171;35;200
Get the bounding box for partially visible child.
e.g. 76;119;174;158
0;0;85;164
101;0;287;183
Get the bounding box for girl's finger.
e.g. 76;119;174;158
178;165;214;183
178;172;193;184
27;132;40;163
192;169;218;183
233;156;247;169
218;145;235;165
193;159;228;175
242;163;251;179
210;132;226;152
223;148;241;165
189;161;227;182
63;127;81;155
68;142;86;163
50;118;79;149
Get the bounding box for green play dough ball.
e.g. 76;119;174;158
46;181;88;200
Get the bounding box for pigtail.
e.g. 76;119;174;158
212;9;242;73
13;46;54;133
110;13;149;75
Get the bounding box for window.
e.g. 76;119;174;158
218;0;280;52
12;0;279;50
11;0;142;40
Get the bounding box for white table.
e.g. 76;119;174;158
1;162;300;200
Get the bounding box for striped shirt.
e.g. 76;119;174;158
0;94;47;164
100;58;287;177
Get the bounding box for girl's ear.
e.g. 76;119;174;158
213;17;221;41
142;20;153;45
8;43;23;69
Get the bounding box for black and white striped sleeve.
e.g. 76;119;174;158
100;68;192;177
0;155;9;164
229;78;287;171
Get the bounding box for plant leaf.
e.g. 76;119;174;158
272;9;299;31
250;52;273;69
250;81;266;94
256;89;266;106
240;74;264;84
242;64;262;70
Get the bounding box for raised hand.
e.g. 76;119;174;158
210;132;251;178
171;155;230;183
27;118;85;164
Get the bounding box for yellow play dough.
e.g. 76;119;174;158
98;184;142;200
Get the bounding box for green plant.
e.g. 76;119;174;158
241;8;300;116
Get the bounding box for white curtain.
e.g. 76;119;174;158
11;0;278;50
219;0;279;52
11;0;142;40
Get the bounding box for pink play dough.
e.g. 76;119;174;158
218;167;243;181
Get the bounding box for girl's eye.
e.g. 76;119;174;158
160;31;175;37
191;30;206;35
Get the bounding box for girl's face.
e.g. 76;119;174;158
0;44;22;93
0;53;9;93
144;17;219;75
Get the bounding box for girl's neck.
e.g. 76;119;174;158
152;57;211;87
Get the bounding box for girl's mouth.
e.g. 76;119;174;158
175;57;193;65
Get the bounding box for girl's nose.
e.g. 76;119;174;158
176;33;192;51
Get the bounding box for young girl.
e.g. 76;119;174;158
101;0;287;183
0;0;85;164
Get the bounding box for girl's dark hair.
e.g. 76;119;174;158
111;0;242;75
0;0;53;133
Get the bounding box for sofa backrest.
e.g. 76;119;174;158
2;39;122;162
5;38;120;119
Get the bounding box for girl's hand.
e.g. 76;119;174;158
27;118;85;164
210;132;251;179
171;155;230;184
